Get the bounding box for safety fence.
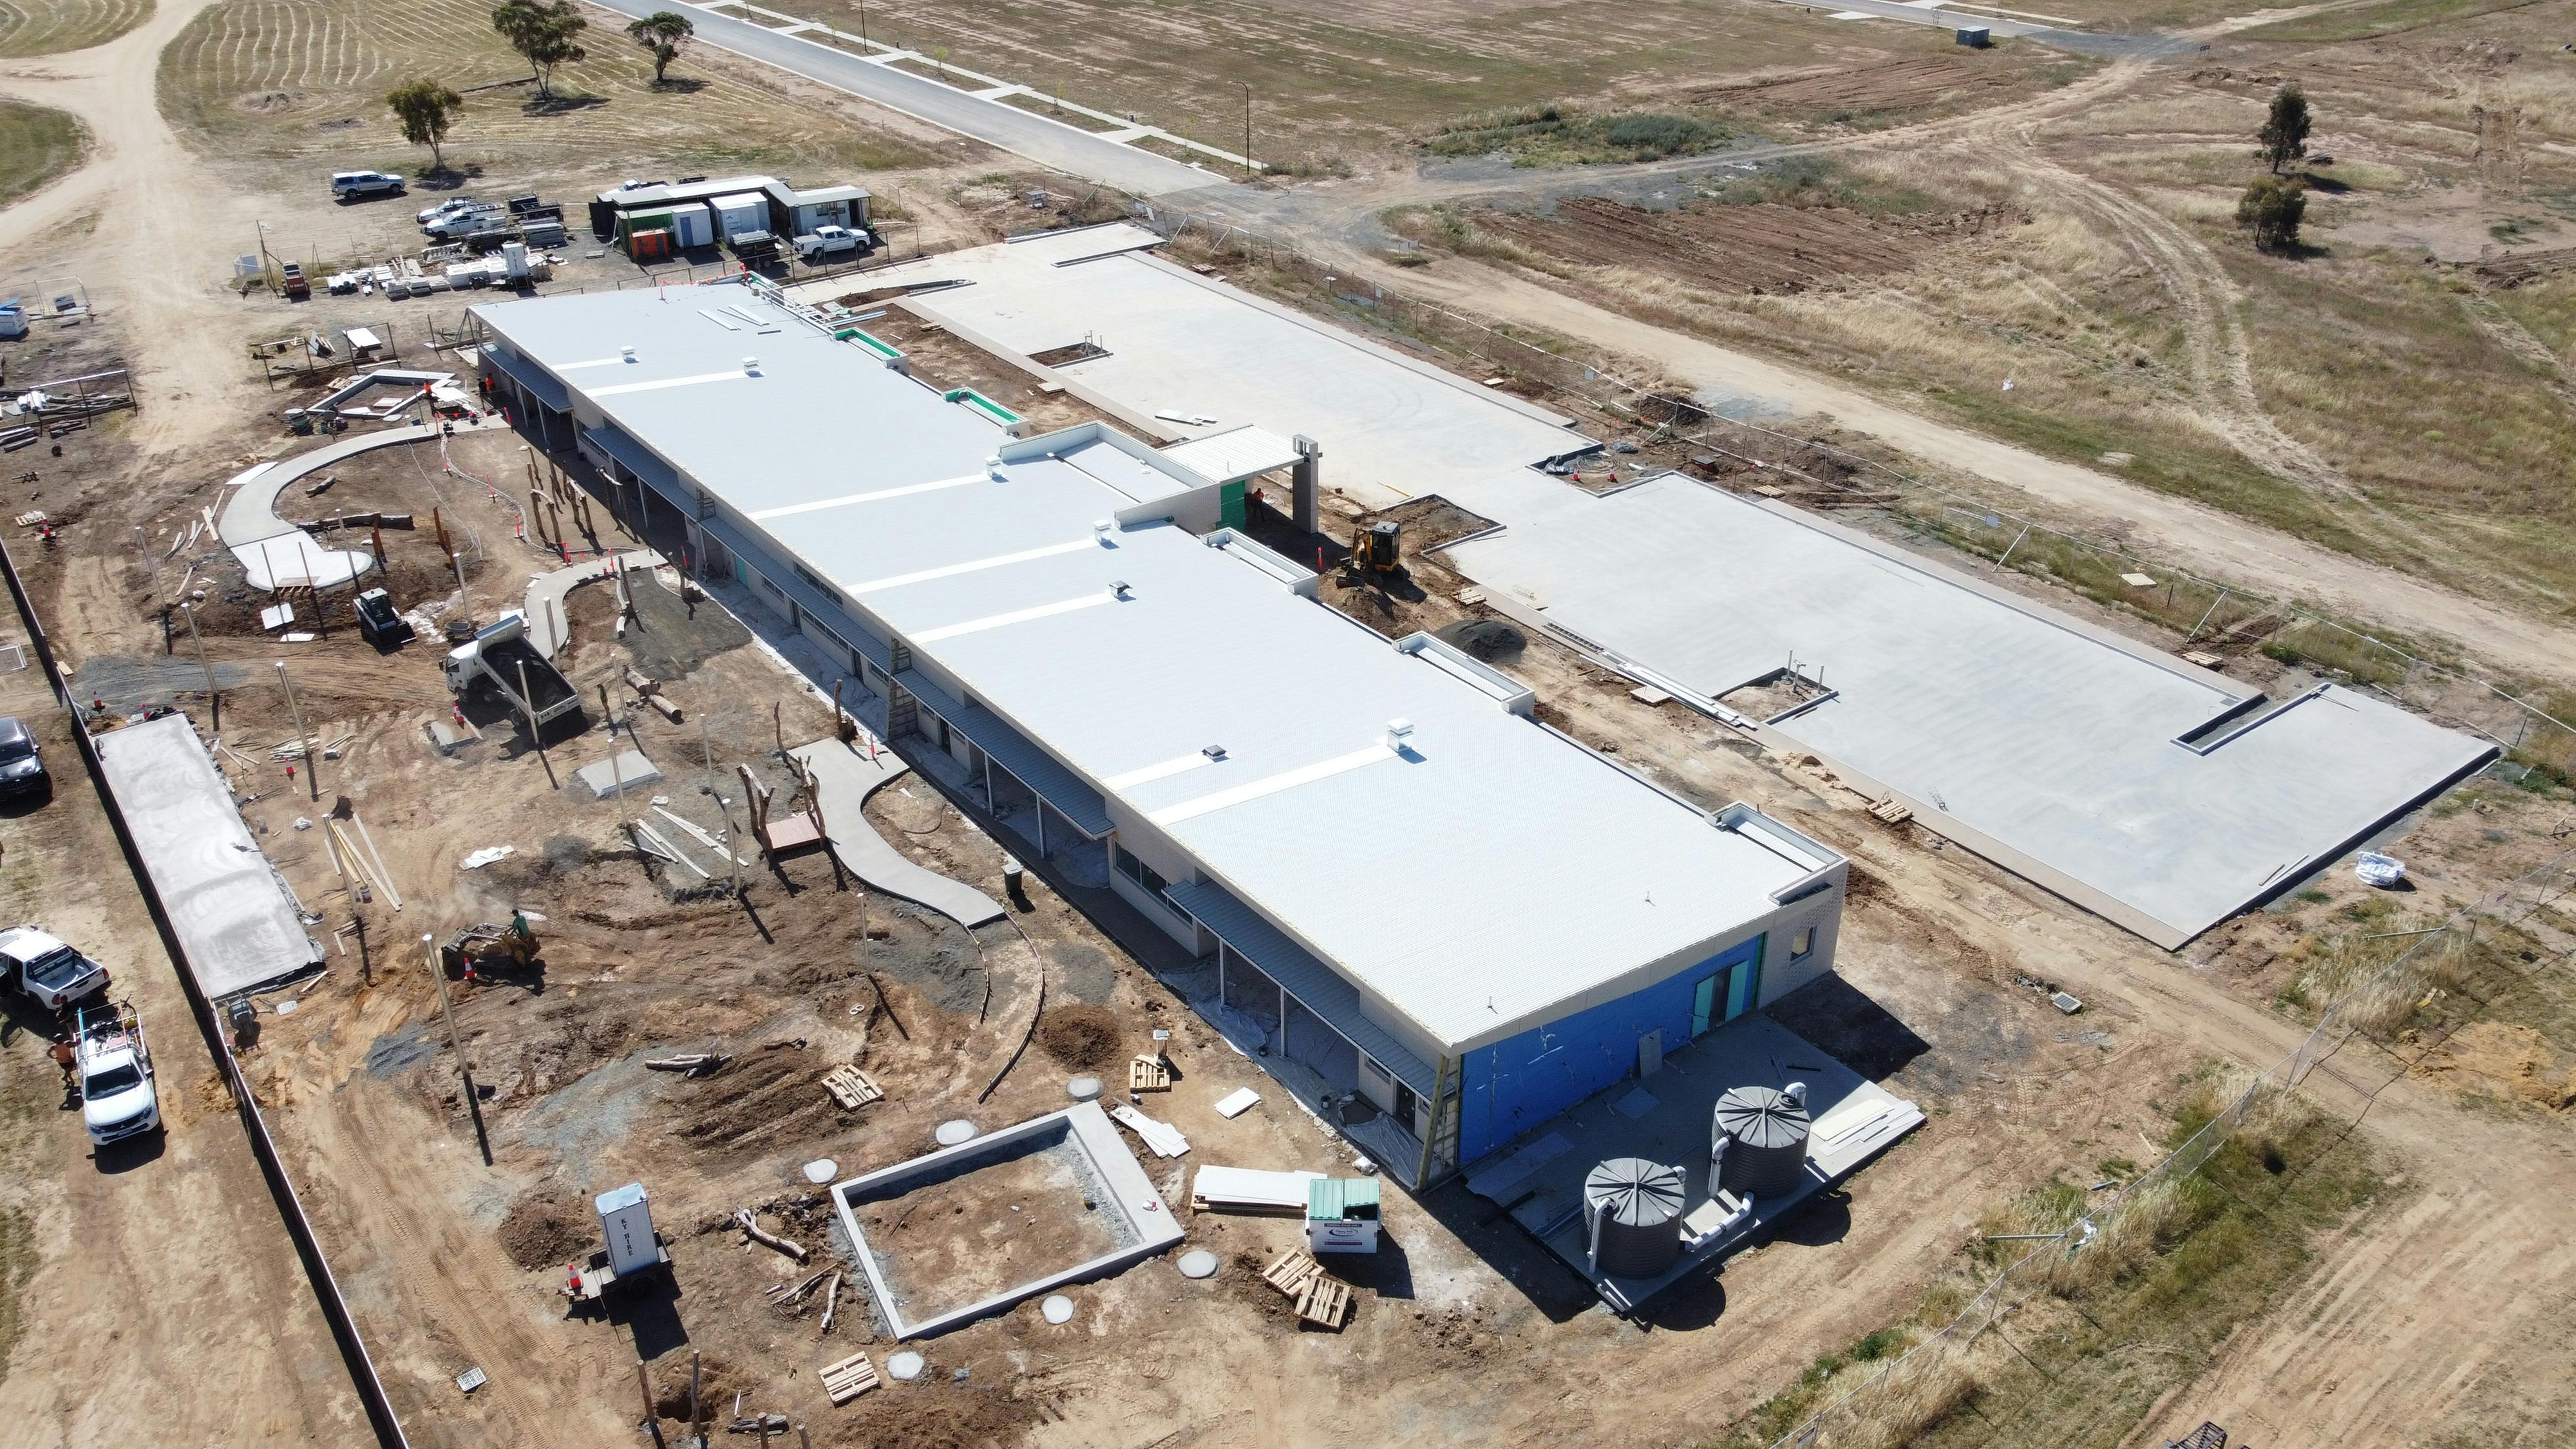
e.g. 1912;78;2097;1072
1130;204;2576;786
0;538;410;1449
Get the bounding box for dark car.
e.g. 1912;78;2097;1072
0;717;46;799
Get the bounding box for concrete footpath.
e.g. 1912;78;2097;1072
791;736;1005;927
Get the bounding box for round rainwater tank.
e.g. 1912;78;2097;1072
1714;1086;1812;1198
1584;1157;1685;1278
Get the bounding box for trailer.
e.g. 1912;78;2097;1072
442;611;581;729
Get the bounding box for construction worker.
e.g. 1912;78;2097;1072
50;1033;75;1099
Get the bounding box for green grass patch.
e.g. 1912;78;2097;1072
0;100;88;209
1423;102;1736;167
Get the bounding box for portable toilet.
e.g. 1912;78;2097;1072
712;191;770;243
1305;1177;1381;1254
667;201;717;250
596;1182;662;1278
1956;24;1991;46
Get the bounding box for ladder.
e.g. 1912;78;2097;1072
1414;1054;1462;1187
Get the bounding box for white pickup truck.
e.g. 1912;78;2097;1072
792;225;868;264
74;1001;159;1146
0;925;108;1011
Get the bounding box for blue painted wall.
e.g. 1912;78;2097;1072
1457;933;1764;1163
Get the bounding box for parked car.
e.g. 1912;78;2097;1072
330;170;406;199
418;194;483;225
75;1001;159;1147
793;225;868;264
0;715;46;799
425;206;507;241
0;925;109;1012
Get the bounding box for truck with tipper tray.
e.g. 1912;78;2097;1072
74;1000;159;1146
442;611;580;729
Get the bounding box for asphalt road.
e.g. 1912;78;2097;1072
578;0;1232;197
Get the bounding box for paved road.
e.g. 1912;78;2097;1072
1762;0;2200;55
578;0;1230;197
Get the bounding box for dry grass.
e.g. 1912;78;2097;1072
0;0;151;59
0;100;88;209
156;0;933;176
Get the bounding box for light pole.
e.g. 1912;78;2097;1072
1238;82;1253;180
277;659;318;801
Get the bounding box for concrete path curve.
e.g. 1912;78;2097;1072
523;549;665;658
791;737;1005;928
216;415;507;591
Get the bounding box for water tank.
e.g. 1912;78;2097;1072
1714;1085;1812;1198
1584;1157;1685;1278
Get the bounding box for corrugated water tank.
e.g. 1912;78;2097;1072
1714;1084;1812;1198
1584;1157;1684;1278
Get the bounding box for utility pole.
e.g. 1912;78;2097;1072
421;931;492;1166
1238;82;1253;180
276;659;319;801
180;602;218;732
515;658;558;789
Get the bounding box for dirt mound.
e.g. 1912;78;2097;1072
498;1191;593;1271
652;1354;745;1423
1037;1005;1121;1070
1434;618;1524;662
2411;1022;2576;1109
858;1380;1043;1449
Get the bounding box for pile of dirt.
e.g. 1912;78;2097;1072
1037;1004;1121;1070
1434;618;1524;662
498;1191;594;1271
1476;196;2011;296
857;1380;1043;1449
2410;1021;2576;1108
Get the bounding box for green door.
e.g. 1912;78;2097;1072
1692;973;1718;1037
1726;947;1763;1021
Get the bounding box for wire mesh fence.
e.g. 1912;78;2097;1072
1129;203;2576;786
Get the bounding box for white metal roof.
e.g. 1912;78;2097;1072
473;283;1824;1055
1160;425;1300;485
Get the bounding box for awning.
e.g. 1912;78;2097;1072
1160;425;1300;485
908;683;1112;838
483;344;572;412
1166;878;1435;1092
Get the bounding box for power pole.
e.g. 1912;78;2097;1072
1238;82;1253;180
180;602;219;732
421;931;491;1165
277;659;319;801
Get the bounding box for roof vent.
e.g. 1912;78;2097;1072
1110;580;1132;599
741;354;759;373
620;346;636;362
1202;744;1226;761
1384;717;1415;751
1093;519;1115;546
986;452;1005;480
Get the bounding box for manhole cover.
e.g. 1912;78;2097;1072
934;1119;977;1146
1066;1076;1102;1101
887;1352;926;1381
802;1159;838;1185
1041;1294;1074;1324
1177;1250;1219;1279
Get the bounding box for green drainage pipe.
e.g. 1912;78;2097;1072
837;327;904;364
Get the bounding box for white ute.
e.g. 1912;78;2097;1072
75;1001;159;1146
792;225;866;263
0;925;108;1010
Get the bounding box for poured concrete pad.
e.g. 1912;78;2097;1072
790;737;1003;928
574;750;661;800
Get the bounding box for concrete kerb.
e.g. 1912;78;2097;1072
828;1100;1183;1340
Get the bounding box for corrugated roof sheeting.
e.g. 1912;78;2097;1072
1162;426;1301;484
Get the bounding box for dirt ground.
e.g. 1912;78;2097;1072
3;2;2575;1448
1476;194;2020;298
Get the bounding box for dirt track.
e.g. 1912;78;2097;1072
1479;196;2012;296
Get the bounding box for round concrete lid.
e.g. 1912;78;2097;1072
1041;1294;1075;1325
934;1119;977;1146
887;1352;926;1381
1066;1076;1103;1101
1177;1249;1219;1280
801;1159;838;1185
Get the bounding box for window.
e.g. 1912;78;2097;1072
1112;845;1189;920
1790;926;1816;962
790;562;846;606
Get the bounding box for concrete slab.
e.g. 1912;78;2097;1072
829;1100;1183;1339
1437;473;2496;946
1464;1010;1920;1312
522;549;663;658
91;714;324;999
790;737;1004;928
574;749;661;800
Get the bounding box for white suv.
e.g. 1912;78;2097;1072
418;195;482;225
331;170;406;199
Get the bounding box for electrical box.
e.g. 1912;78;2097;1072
1305;1177;1381;1255
596;1182;659;1278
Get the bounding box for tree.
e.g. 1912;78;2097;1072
627;12;694;85
385;80;464;172
2237;175;2306;252
491;0;588;101
2259;83;2311;175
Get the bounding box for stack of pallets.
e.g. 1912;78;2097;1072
1129;1052;1171;1092
822;1065;882;1110
1260;1249;1351;1330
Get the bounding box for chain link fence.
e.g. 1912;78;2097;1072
1130;204;2576;786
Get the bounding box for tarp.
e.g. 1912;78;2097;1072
92;714;322;999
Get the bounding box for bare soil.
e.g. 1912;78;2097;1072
853;1136;1124;1322
1477;195;2020;297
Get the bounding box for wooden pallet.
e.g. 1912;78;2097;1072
818;1351;880;1405
1294;1274;1352;1330
1128;1054;1171;1092
1868;798;1914;827
2181;649;2224;670
1262;1249;1322;1298
822;1065;882;1110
